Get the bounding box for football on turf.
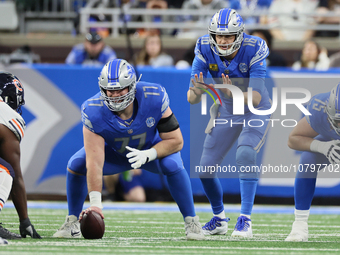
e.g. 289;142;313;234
80;210;105;239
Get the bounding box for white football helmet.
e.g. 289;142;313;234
98;59;137;112
326;83;340;135
208;8;245;56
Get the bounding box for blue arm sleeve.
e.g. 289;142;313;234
249;62;267;95
190;56;208;88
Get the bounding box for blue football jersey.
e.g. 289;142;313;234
306;92;340;140
81;81;170;156
191;33;271;113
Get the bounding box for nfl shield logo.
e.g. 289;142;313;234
127;129;133;134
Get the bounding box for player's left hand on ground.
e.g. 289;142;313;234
126;146;157;169
19;218;42;239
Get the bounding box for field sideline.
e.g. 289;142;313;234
0;201;339;255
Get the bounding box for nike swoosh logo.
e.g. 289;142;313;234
71;231;80;237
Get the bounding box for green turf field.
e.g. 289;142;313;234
0;203;339;255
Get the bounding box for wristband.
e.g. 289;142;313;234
146;148;157;162
310;140;322;153
89;191;103;209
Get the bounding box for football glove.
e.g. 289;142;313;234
126;146;157;169
20;218;42;239
310;140;340;165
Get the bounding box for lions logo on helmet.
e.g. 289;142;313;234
208;8;245;56
98;59;138;112
326;83;340;135
0;72;25;114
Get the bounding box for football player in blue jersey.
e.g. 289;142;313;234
187;8;271;238
53;59;205;240
286;83;340;242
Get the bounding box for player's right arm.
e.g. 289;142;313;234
82;126;105;219
288;117;340;164
187;39;209;105
288;117;319;151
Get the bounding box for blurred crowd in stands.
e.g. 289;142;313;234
1;0;340;69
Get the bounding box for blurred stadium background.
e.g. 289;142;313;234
0;0;340;223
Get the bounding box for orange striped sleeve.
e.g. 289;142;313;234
0;165;11;175
11;119;24;138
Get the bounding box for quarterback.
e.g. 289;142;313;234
187;8;271;238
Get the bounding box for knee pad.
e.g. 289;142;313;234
67;149;87;175
236;146;258;179
159;152;184;176
236;146;256;166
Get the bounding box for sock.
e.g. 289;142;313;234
294;178;316;210
166;168;195;219
214;211;226;219
236;146;258;216
0;171;13;211
295;209;310;222
240;178;258;215
66;169;88;217
200;178;224;215
240;214;251;219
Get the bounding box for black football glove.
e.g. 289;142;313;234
19;218;42;239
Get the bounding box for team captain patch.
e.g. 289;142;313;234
209;64;218;71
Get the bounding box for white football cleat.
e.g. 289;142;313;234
285;221;308;242
184;216;205;240
53;215;81;238
202;216;230;235
231;216;253;238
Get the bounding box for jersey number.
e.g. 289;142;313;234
115;132;147;153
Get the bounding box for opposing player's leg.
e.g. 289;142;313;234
148;153;204;240
199;110;241;235
231;113;270;238
286;139;328;242
0;158;21;240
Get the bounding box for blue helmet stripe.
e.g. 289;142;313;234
218;8;230;28
108;59;121;82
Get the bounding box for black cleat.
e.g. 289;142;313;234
0;224;21;240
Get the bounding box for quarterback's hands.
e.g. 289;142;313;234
190;72;208;96
126;146;157;169
310;140;340;164
219;73;232;97
79;206;104;222
19;218;42;239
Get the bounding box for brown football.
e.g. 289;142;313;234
80;210;105;239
